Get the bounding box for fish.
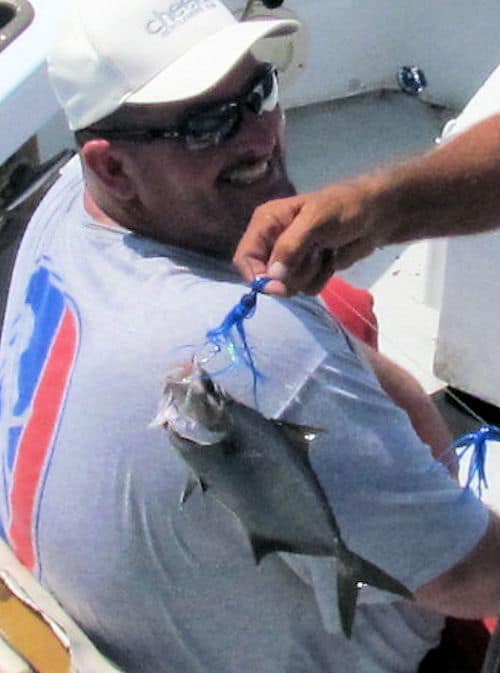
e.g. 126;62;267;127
152;360;413;638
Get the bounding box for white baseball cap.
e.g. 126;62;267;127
47;0;299;131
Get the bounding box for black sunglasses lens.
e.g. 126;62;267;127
184;103;240;149
182;65;278;149
262;68;276;97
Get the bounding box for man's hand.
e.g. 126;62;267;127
233;180;386;296
234;114;500;296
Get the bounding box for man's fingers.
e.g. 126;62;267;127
234;187;372;295
259;278;289;297
234;253;267;284
267;206;333;276
233;197;303;282
265;184;369;277
279;246;337;296
303;248;338;295
235;181;379;294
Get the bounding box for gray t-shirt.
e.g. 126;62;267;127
0;157;488;673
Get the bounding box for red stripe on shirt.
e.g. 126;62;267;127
9;309;78;570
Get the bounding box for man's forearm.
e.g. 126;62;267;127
369;113;500;245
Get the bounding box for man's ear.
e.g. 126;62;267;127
81;140;136;200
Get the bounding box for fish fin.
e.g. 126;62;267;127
249;535;283;564
273;420;324;455
336;553;413;639
180;473;208;506
336;564;360;639
351;553;413;600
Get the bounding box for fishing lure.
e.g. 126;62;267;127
454;427;500;673
204;277;271;404
454;424;500;498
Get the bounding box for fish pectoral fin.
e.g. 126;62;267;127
273;420;324;455
336;563;360;639
179;472;208;506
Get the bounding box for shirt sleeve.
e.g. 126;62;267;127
279;323;489;594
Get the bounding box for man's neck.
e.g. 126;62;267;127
83;188;125;231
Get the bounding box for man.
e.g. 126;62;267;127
0;1;497;672
233;68;500;294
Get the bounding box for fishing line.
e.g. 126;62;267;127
324;283;484;417
324;281;500;495
194;272;497;495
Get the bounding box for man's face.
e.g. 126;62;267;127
118;57;295;258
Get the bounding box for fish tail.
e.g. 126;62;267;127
337;550;413;639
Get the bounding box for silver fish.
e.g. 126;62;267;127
152;361;413;638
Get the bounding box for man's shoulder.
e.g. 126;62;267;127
40;154;83;206
18;154;84;240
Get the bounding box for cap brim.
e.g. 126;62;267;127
126;18;299;105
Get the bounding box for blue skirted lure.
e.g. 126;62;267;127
454;424;500;498
204;277;271;404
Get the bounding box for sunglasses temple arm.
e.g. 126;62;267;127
240;0;257;20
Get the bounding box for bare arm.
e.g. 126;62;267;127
359;343;457;478
358;344;500;619
415;511;500;619
233;113;500;295
372;112;500;244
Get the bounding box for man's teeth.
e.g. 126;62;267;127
224;159;269;184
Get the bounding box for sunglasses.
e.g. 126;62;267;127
85;63;279;151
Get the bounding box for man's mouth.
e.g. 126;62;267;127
219;158;271;186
